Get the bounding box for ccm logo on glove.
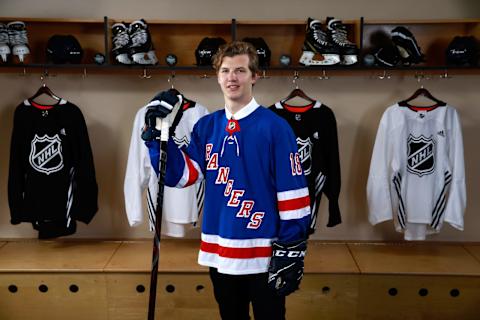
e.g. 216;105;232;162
273;250;306;258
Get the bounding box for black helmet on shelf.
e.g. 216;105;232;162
46;35;84;64
446;36;478;66
242;37;271;68
373;44;400;67
195;37;226;66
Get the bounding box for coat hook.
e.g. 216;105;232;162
19;67;27;77
140;68;152;79
168;71;176;89
414;71;425;82
260;69;270;79
378;70;391;80
200;74;210;79
318;69;329;80
440;69;452;79
293;71;300;89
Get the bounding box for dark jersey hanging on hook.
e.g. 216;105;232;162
269;100;341;234
8;99;98;239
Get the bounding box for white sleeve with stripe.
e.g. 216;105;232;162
367;110;395;225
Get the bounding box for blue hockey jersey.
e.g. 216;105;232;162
164;98;310;275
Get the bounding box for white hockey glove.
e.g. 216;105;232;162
268;239;307;296
141;90;182;142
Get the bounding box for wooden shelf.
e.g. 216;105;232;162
0;17;478;74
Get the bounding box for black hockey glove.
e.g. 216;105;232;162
141;90;182;141
268;239;307;296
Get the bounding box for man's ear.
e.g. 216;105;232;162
251;72;258;85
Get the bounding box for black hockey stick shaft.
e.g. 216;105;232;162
147;138;168;320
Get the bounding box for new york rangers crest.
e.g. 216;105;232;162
29;134;64;175
407;134;435;177
296;137;312;176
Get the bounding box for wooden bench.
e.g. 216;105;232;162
0;240;479;319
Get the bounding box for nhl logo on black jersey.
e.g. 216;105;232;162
296;137;312;176
407;134;435;177
29;134;64;175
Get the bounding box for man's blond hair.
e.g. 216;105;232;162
212;41;259;75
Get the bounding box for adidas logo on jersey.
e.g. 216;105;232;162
437;130;445;137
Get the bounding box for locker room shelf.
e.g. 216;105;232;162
1;17;478;75
464;245;480;264
1;240;480;320
348;242;480;276
104;239;207;272
304;242;359;274
0;240;121;272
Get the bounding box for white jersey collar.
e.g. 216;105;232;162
225;97;259;120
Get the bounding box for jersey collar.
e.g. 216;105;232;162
224;97;259;120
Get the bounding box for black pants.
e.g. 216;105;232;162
209;267;286;320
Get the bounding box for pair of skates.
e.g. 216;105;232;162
300;17;358;66
111;19;158;65
0;21;30;63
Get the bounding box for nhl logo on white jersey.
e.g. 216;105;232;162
296;137;312;176
29;134;64;175
407;134;435;177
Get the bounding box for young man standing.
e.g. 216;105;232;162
147;41;310;319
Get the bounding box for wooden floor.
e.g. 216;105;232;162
1;239;480;319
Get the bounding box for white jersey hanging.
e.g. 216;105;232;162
124;97;208;237
367;103;466;240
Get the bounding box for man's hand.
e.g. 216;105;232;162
268;239;307;296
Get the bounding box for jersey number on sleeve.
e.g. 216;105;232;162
290;152;303;176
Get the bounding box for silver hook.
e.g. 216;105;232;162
260;69;270;79
293;71;299;89
378;70;391;80
40;68;49;86
414;71;424;83
200;74;210;79
140;68;152;79
440;69;452;79
19;67;27;77
168;71;176;89
318;69;329;80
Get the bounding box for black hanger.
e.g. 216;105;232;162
398;87;446;107
29;83;61;102
282;88;315;104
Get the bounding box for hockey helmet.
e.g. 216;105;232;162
242;37;271;68
391;26;424;65
373;44;400;67
446;36;478;66
46;35;83;64
195;37;226;66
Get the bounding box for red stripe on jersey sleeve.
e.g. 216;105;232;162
278;195;310;211
184;152;199;187
200;241;272;259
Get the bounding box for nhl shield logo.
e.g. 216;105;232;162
296;137;312;176
407;134;435;177
29;134;64;175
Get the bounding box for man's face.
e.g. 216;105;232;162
217;54;257;105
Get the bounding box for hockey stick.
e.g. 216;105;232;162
147;96;183;320
147;117;169;320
